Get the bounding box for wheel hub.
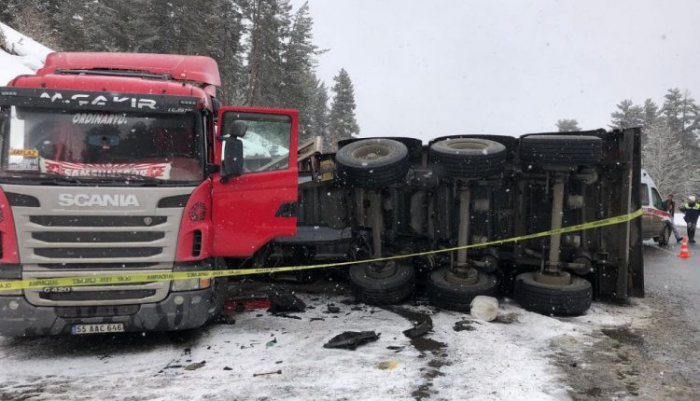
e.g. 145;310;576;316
534;271;572;286
445;266;479;285
365;260;398;279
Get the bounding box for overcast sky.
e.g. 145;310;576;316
290;0;700;141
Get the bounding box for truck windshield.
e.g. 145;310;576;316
0;106;203;183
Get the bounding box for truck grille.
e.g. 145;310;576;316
32;232;165;243
41;290;156;301
26;215;171;261
56;305;140;318
29;215;167;227
34;247;163;259
2;184;193;306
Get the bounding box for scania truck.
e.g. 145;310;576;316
0;52;644;336
0;53;301;336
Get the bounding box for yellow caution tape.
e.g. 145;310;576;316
0;209;642;292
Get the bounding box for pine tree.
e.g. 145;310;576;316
643;123;695;197
308;80;329;144
642;98;661;129
244;0;292;107
610;100;644;129
328;68;360;149
556;119;581;132
281;2;320;140
661;88;699;139
209;0;246;104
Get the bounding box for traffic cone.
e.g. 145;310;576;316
678;238;691;259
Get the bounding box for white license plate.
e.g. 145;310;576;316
71;323;125;335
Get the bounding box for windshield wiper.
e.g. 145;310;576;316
109;173;167;185
36;172;84;185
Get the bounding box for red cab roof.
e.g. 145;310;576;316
37;52;221;87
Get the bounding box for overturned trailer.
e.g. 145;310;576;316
263;129;643;316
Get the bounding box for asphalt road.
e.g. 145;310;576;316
558;238;700;400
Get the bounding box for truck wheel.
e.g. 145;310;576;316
426;268;498;312
336;139;410;189
514;272;592;316
429;138;507;178
520;135;603;166
349;262;415;305
657;225;671;246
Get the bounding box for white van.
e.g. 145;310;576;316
641;170;674;245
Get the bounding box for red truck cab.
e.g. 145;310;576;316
0;53;298;336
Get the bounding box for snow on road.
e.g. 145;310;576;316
0;293;650;401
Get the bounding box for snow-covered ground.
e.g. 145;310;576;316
0;22;51;84
0;294;651;401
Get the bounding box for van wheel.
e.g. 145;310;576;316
349;261;415;305
514;272;592;316
336;139;410;189
520;135;603;166
429;138;507;178
657;225;671;246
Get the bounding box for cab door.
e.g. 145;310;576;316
211;107;298;257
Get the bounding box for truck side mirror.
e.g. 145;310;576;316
227;121;248;138
221;138;244;182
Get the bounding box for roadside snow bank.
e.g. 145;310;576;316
0;22;52;84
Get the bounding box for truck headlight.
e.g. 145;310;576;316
171;278;211;292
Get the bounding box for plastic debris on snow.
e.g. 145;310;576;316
323;331;381;350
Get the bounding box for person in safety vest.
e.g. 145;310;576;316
680;196;700;243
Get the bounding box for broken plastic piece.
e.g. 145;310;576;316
403;317;433;339
323;331;380;350
268;293;306;313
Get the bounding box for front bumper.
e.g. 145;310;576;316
0;288;216;337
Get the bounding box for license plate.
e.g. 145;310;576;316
71;323;125;335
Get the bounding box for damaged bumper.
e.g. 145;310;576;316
0;288;216;337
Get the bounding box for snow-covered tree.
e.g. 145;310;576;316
244;0;292;107
643;123;698;197
281;2;321;140
556;119;581;132
610;100;644;130
328;68;360;149
0;0;60;49
305;80;330;144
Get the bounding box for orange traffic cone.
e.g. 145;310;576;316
678;238;691;259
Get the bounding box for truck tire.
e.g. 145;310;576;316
349;262;415;305
336;139;410;189
429;138;507;179
520;135;603;166
514;272;592;316
426;268;498;312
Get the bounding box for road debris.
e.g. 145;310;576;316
470;295;499;322
268;292;306;313
323;331;380;350
453;320;477;332
375;360;399;370
403;317;433;339
184;361;206;371
253;370;282;377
